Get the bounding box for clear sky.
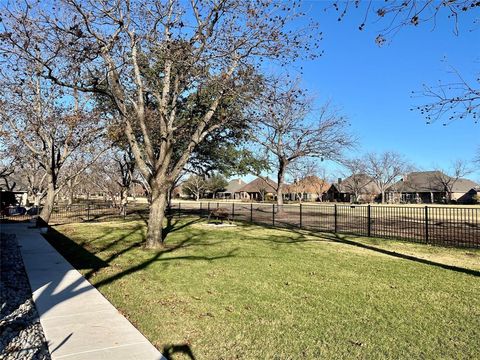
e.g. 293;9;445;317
286;1;479;182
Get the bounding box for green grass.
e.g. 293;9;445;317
45;218;480;359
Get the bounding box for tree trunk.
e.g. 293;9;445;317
68;190;74;206
146;190;168;249
276;159;287;211
34;193;42;207
119;187;128;215
40;182;55;224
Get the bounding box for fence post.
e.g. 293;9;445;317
334;204;338;233
178;202;181;217
272;203;275;226
299;203;303;228
250;203;253;223
207;201;210;214
217;202;219;209
425;206;429;243
200;202;203;217
367;204;371;237
87;204;90;221
232;203;235;221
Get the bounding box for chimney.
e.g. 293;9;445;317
337;178;342;184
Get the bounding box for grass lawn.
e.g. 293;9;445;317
45;217;480;359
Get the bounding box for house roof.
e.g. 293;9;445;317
329;174;380;194
225;179;246;193
238;177;277;194
285;175;330;194
387;171;478;193
453;178;478;193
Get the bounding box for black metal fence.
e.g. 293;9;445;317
2;201;479;248
168;201;480;248
0;203;125;225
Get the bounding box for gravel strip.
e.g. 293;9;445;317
0;232;51;360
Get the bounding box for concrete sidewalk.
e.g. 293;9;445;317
1;223;164;360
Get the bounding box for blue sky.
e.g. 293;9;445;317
285;1;479;181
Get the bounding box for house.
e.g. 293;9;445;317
216;179;247;199
0;175;28;206
385;171;478;204
284;176;330;202
325;174;380;203
457;187;479;204
237;177;277;201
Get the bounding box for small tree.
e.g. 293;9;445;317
205;174;228;199
0;146;15;188
364;151;410;203
433;160;472;203
287;160;320;202
341;158;371;203
311;168;330;202
252;81;353;210
88;149;135;213
183;176;207;201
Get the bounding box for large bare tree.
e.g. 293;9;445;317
0;67;105;223
364;151;411;203
0;0;320;247
252;81;353;209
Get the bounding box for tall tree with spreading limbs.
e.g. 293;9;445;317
251;81;353;210
0;0;320;247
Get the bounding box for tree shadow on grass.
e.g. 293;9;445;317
43;227;109;272
92;238;238;289
163;216;202;240
43;221;238;289
255;225;480;278
162;343;196;360
322;232;480;278
6;220;237;358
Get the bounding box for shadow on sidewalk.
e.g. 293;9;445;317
5;221;236;357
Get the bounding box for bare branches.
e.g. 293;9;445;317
182;174;207;201
363;151;411;203
330;1;480;124
414;65;480;125
287;159;329;202
0;62;106;221
251;79;354;206
0;0;322;245
333;1;479;43
432;159;473;202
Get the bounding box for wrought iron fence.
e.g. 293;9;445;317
0;203;124;225
2;201;478;248
168;201;480;248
